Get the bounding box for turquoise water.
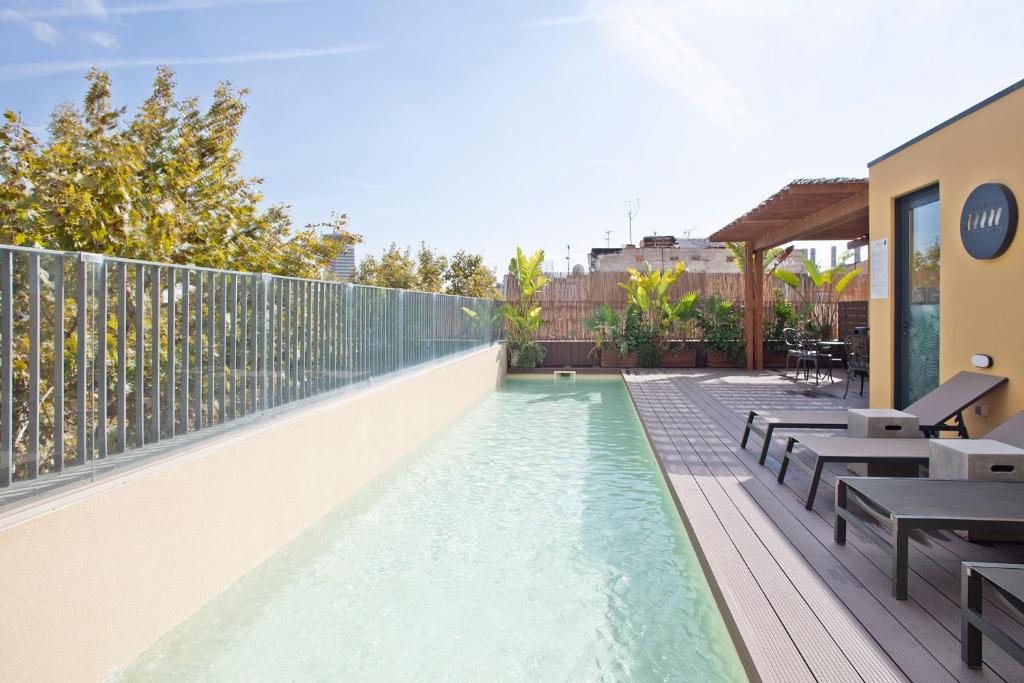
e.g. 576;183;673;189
118;376;746;682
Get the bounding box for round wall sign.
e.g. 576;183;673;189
960;183;1017;259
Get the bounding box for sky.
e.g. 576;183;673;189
1;0;1023;274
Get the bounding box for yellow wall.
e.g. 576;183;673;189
868;86;1024;432
0;345;506;682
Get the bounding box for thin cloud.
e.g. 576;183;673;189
1;0;308;21
30;21;61;45
0;44;378;81
337;177;389;191
519;14;596;29
587;0;748;132
86;30;119;47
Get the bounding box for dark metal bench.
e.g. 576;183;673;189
779;411;1024;509
740;371;1008;465
834;478;1024;599
779;436;930;509
962;562;1024;669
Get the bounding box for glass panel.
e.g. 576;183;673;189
905;199;940;405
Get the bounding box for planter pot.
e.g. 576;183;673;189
509;348;521;368
705;348;744;368
600;350;638;368
762;348;789;369
661;347;697;368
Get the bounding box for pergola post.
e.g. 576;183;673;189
743;242;764;370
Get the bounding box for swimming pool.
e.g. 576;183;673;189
117;375;746;681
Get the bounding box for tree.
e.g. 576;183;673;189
415;242;448;292
445;250;499;298
0;67;355;278
355;242;418;289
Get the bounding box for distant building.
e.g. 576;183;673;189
330;243;357;281
587;235;805;274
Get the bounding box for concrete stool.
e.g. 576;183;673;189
848;409;919;439
847;409;921;476
930;439;1024;540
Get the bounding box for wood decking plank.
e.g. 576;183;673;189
625;370;1024;683
670;375;1007;682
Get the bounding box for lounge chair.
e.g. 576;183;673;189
834;477;1024;599
739;371;1008;465
778;410;1024;509
961;562;1024;669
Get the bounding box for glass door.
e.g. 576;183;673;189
895;185;940;407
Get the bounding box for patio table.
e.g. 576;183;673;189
962;562;1024;668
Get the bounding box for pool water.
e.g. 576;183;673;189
118;376;746;682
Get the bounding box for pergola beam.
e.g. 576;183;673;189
751;190;869;252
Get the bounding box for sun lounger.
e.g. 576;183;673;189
834;477;1024;599
961;562;1024;669
740;371;1007;465
778;410;1024;509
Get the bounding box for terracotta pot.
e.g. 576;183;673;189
660;347;697;368
600;350;638;368
705;348;744;368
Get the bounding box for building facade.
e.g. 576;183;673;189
588;236;806;274
868;79;1023;433
330;244;357;281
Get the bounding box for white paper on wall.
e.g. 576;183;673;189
870;238;888;299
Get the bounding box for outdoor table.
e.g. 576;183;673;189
962;562;1024;668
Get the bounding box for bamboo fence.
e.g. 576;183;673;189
504;268;869;341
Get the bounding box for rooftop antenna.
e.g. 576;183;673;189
604;230;613;247
565;244;571;272
624;198;640;245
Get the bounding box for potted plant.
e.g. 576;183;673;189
617;262;700;368
699;295;745;367
585;305;632;367
503;247;549;369
762;290;797;368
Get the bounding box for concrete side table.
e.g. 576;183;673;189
930;439;1024;541
848;409;920;439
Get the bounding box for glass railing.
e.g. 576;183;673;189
0;244;502;499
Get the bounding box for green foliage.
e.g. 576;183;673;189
503;247;549;366
771;253;862;338
699;295;745;364
356;243;418;289
764;290;798;349
445;250;499;298
416;242;448;292
0;67;356;278
725;242;785;274
355;242;498;297
618;261;686;332
513;339;546;369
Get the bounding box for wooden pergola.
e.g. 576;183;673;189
708;178;869;369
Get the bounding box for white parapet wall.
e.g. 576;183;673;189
0;344;506;681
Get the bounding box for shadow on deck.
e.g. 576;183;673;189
624;369;1024;683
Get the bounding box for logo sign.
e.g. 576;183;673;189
960;183;1017;259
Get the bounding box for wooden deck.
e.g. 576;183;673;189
623;369;1024;683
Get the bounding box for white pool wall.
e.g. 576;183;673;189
0;344;506;682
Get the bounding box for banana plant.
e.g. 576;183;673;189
772;254;862;338
503;247;549;366
661;291;700;338
618;261;685;331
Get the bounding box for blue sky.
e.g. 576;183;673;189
1;0;1023;273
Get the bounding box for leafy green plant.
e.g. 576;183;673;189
502;247;549;367
699;295;745;365
763;290;797;350
584;304;621;354
772;254;861;339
